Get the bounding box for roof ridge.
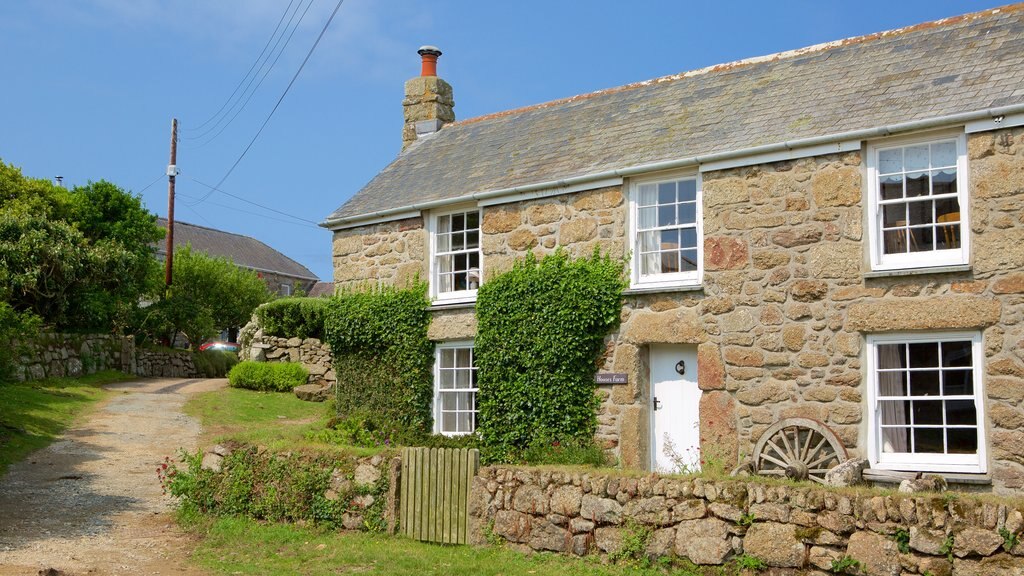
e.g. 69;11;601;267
156;217;260;242
453;3;1023;128
155;217;318;278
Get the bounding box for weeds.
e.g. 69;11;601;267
829;555;861;574
893;527;910;553
1000;527;1020;551
939;534;954;562
608;519;652;566
734;553;767;572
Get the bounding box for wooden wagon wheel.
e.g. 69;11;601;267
751;418;847;484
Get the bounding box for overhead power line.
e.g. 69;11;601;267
177;187;321;229
187;176;320;226
191;0;347;206
134;173;166;195
182;0;298;134
183;0;312;145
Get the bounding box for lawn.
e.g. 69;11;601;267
185;514;689;576
183;386;336;449
0;370;133;476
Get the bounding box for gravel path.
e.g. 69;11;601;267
0;378;225;576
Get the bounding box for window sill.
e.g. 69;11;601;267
863;468;990;485
624;284;704;296
429;300;476;311
863;264;971;279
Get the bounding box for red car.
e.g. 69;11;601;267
198;341;240;352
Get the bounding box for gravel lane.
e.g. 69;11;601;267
0;378;225;576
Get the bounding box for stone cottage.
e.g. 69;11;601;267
323;8;1024;493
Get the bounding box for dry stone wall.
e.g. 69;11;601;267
328;126;1024;492
241;334;336;386
12;333;205;381
13;333;127;381
471;466;1024;574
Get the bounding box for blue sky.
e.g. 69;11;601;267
0;0;1001;282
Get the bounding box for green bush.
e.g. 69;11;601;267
323;282;433;440
0;303;39;383
255;297;331;340
191;350;239;378
228;361;308;392
475;249;626;463
519;436;609;467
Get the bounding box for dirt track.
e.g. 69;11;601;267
0;378;224;576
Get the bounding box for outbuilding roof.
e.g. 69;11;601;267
325;5;1024;226
156;218;318;281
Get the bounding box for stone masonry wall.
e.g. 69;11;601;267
329;126;1024;492
13;333;127;381
241;334;336;386
13;333;205;381
134;348;202;378
332;216;426;290
471;466;1024;575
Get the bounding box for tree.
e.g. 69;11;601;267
0;160;164;332
145;246;272;347
64;180;164;331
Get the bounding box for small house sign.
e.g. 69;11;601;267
595;372;628;385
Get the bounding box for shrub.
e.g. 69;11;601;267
191;350;238;378
228;361;308;392
255;297;331;340
160;445;392;531
519;436;609;467
475;249;626;463
323;282;433;440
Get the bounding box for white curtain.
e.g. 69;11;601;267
879;346;909;453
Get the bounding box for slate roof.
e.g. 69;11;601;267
307;281;335;297
156;218;318;281
326;5;1024;225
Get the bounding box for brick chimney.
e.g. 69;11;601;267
403;46;454;149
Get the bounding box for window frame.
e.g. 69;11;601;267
627;172;704;289
280;283;292;297
433;340;478;437
426;205;483;304
865;331;987;474
866;132;970;271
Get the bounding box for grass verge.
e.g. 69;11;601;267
0;370;133;476
183;387;356;452
182;513;679;576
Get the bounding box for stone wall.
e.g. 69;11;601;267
328;125;1024;492
332;216;426;290
241;334;336;386
134;348;202;379
13;333;128;381
471;466;1024;574
13;333;205;381
199;444;401;533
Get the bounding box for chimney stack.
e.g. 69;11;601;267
403;45;454;149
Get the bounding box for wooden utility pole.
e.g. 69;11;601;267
164;118;178;288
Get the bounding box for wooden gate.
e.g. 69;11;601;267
400;447;480;544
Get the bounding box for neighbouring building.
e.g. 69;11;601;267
322;9;1024;493
156;218;319;297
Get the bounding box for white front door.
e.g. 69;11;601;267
650;344;701;473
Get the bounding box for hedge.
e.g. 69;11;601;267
191;350;238;378
228;361;308;392
255;297;331;340
475;249;627;463
323;282;433;442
